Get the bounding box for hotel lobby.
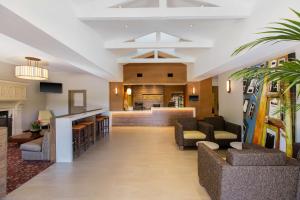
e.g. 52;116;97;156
1;0;300;200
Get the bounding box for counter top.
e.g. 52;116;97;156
56;108;107;120
111;107;196;126
111;107;195;114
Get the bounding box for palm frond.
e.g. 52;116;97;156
230;60;300;112
232;9;300;56
230;60;300;92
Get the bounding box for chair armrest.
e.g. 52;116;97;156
197;121;214;140
225;121;241;141
175;122;184;146
293;143;300;159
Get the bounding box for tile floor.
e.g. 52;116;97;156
4;126;211;200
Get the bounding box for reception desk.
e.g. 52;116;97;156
111;107;195;126
55;109;107;163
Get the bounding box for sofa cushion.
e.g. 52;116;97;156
226;148;287;166
204;116;225;131
20;138;43;152
183;131;206;140
214;131;237;139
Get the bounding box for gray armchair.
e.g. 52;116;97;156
203;116;241;148
20;130;51;161
175;118;212;150
198;144;300;200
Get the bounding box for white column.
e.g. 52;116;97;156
159;0;167;8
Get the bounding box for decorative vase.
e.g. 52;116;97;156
30;129;41;135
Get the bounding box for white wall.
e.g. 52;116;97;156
218;69;243;126
46;72;109;116
0;61;46;130
192;0;300;80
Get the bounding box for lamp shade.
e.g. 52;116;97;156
15;65;48;80
126;88;132;95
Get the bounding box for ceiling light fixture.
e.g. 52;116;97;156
15;57;48;80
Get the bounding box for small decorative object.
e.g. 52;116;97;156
30;120;41;134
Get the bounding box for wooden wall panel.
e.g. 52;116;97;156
109;82;124;111
123;63;187;84
0;128;7;198
186;78;213;119
199;78;213;119
164;85;185;106
212;86;219;115
132;85;164;109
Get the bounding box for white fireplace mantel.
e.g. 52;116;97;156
0;80;27;101
0;80;27;135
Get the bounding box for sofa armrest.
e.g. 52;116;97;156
293;143;300;159
197;121;214;141
42;131;51;160
225;122;241;141
175;122;184;146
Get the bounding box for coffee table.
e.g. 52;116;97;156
8;132;42;146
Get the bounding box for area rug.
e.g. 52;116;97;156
7;143;53;193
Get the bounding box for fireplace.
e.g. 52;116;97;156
0;111;12;137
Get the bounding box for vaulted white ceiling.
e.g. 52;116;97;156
0;0;300;81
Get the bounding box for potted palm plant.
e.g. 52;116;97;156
230;9;300;111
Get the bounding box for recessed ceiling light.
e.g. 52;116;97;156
189;24;194;28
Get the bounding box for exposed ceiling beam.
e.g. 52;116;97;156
76;7;251;20
105;41;214;49
117;58;195;64
0;1;121;80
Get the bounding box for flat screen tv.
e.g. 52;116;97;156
189;95;199;102
40;82;63;93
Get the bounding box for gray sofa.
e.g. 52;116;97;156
20;131;51;161
198;143;300;200
175;118;212;150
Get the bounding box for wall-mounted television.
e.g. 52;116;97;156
189;95;199;102
40;82;63;93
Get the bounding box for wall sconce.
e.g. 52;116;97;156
226;80;231;93
126;88;132;96
114;87;118;95
192;87;196;95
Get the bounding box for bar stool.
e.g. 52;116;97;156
72;124;88;158
103;116;110;136
96;116;105;139
79;121;95;145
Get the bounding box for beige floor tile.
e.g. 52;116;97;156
4;126;210;200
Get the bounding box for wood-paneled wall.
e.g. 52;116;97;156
0;128;7;198
123;63;187;84
164;85;185;106
132;85;164;109
109;82;124;111
186;78;213;119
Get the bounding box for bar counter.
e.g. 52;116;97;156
55;109;107;163
111;107;195;126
